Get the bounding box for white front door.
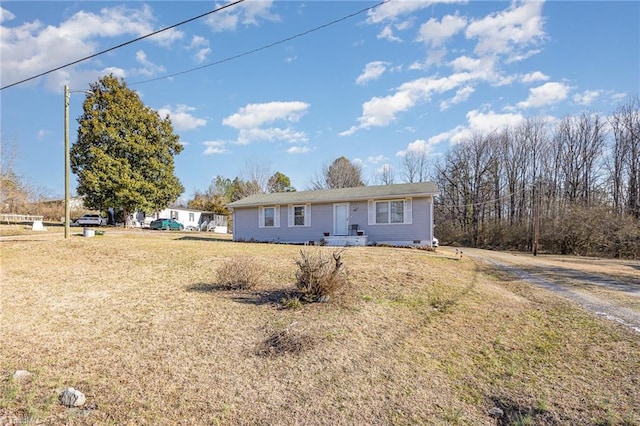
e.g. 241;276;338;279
333;203;349;236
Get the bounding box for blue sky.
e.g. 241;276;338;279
1;1;638;200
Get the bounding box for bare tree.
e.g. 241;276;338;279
309;156;365;189
0;138;32;213
241;159;272;194
400;150;430;183
375;164;395;185
609;96;640;218
554;113;606;205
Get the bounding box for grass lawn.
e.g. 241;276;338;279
1;231;639;425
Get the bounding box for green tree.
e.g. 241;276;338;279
70;75;184;222
267;171;296;193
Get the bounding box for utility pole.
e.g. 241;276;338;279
64;85;70;239
533;181;540;256
64;85;94;239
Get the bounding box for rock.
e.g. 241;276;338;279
12;370;32;381
58;388;86;407
318;295;331;303
489;406;504;417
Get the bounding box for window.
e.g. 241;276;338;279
369;198;412;225
264;207;275;227
390;201;404;223
189;212;195;222
288;204;311;227
170;210;178;220
259;206;280;228
294;206;305;226
375;202;388;224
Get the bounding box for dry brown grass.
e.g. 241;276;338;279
1;231;639;425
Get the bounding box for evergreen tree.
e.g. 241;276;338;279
71;75;184;222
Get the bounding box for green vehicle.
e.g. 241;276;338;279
149;218;184;231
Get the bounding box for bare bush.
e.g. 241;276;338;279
216;256;264;290
294;248;347;300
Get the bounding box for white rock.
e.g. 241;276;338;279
58;387;86;407
12;370;32;380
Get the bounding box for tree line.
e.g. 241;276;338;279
433;97;639;258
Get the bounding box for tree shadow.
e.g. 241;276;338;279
176;235;231;243
186;282;292;306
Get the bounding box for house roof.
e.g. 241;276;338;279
227;182;439;208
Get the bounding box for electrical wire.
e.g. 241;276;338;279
435;186;533;209
129;0;391;87
0;0;245;90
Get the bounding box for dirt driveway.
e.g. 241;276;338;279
442;247;640;334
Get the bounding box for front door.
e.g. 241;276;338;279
333;203;349;236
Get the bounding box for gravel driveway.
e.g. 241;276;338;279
444;247;640;334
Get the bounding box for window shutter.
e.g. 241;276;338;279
305;203;311;226
368;200;375;225
288;205;293;227
274;205;280;228
404;198;412;224
258;206;265;228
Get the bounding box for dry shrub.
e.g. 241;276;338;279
294;248;347;301
216;256;264;290
257;323;314;356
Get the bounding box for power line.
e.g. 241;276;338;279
0;0;245;90
129;0;391;87
435;186;532;209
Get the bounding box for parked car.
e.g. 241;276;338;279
149;218;184;231
76;214;106;226
432;237;439;247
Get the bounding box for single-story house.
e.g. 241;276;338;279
133;207;228;233
227;182;438;246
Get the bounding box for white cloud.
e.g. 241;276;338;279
135;50;165;77
37;129;51;140
395;139;438;157
517;82;570;109
194;48;211;64
188;36;211;63
417;14;467;47
377;25;402;42
341;73;474;135
521;71;549;83
0;7;15;23
367;155;387;164
0;5;182;90
203;141;229;155
236;127;307;145
439;85;475;110
223;101;309;129
157;104;207;131
287;146;310;154
465;1;545;60
356;61;389;85
612;92;628;102
449;55;498;81
366;1;466;25
573;90;600;106
205;0;279;32
188;35;208;49
222;101;310;145
429;109;526;145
